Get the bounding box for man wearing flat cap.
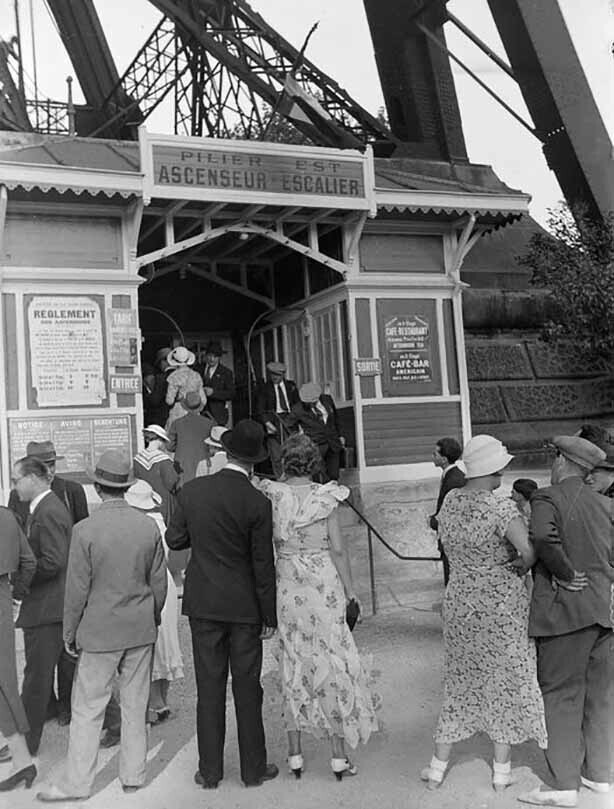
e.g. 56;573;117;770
200;341;235;426
518;435;614;807
254;362;299;478
38;450;167;801
292;382;344;481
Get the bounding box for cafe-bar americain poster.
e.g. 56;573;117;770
377;299;442;397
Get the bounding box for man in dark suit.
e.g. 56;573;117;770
8;440;88;726
429;437;466;586
201;340;235;426
518;436;613;807
12;455;72;755
254;361;299;478
291;382;344;481
166;420;278;789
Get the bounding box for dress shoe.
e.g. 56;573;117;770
420;756;448;789
517;787;578;807
331;758;358;781
57;712;71;727
0;764;37;791
36;784;86;802
194;770;219;789
0;745;12;763
580;777;612;793
243;763;279;787
288;754;304;779
100;730;120;748
122;785;142;793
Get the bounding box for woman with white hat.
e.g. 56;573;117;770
195;426;229;477
133;425;179;523
421;435;547;792
164;346;206;429
125;480;183;724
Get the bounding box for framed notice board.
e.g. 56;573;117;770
376;299;442;397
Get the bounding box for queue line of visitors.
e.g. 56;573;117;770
0;416;612;804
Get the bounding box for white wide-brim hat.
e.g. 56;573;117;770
167;346;195;367
125;479;162;511
143;424;170;443
205;425;229;448
463;434;514;479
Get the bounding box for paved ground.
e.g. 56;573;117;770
5;599;613;809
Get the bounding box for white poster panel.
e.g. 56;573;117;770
27;296;106;407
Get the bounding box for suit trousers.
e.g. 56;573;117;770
62;645;153;797
536;624;613;789
22;623;64;754
190;618;267;785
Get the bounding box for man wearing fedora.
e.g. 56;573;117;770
37;451;167;802
200;340;235;426
518;436;614;807
9;440;89;726
255;362;300;478
166;419;278;789
11;455;73;756
167;391;215;485
291;382;344;481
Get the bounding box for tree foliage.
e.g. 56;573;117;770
519;204;614;358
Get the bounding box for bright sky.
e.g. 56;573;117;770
1;0;612;226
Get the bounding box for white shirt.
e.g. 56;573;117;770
274;381;290;414
312;399;329;424
30;488;52;514
225;462;249;477
206;362;219;381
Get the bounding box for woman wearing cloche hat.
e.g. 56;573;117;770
164;346;206;429
421;434;546;791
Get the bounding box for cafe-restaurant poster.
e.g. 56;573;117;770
377;299;442;397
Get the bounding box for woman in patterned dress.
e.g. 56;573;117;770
164;346;206;429
421;435;547;792
256;434;379;782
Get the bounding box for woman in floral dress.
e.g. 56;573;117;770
164;346;206;429
421;435;547;792
256;434;379;781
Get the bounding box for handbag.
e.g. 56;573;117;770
345;598;360;631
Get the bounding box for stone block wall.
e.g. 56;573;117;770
466;335;614;456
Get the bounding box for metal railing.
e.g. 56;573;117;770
343;499;441;615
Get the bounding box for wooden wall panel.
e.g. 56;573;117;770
359;234;443;273
3;214;122;269
3;294;18;410
355;298;375;398
363;401;462;465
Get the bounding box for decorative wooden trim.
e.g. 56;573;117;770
376;187;531;216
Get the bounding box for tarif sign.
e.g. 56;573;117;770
140;128;376;213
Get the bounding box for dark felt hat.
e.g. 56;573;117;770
204;340;225;356
221;419;269;464
26;441;64;463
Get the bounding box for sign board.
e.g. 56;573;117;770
25;295;107;408
110;374;142;394
377;299;442;397
354;357;382;376
140;129;376;213
108;308;139;366
8;415;133;479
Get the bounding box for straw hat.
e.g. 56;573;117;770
125;479;162;511
266;361;286;374
205;425;229;449
143;424;170;443
462;434;514;479
167;346;195;367
88;450;135;489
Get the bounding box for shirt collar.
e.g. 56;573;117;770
225;462;249;477
30;488;52;514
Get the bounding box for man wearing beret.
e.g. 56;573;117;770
254;362;299;478
519;436;614;807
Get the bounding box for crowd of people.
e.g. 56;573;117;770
0;341;612;803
